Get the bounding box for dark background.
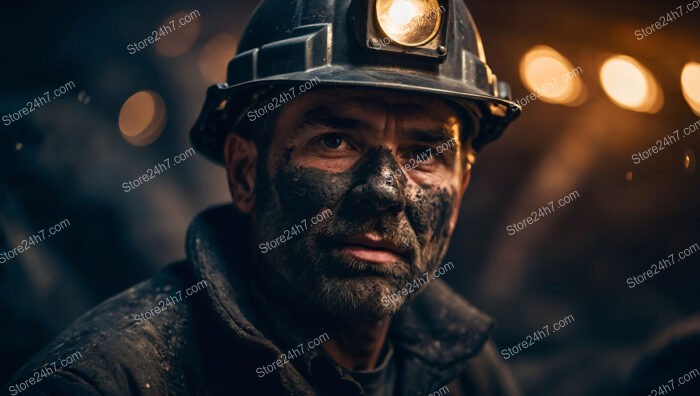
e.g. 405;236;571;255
1;1;698;395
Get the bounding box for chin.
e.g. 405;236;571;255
266;241;425;321
310;276;407;321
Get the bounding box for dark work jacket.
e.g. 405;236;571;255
8;205;520;396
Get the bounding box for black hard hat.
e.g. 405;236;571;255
190;0;521;165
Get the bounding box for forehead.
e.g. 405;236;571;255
283;88;462;129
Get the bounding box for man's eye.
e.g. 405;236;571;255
405;146;435;163
410;146;432;158
320;134;350;150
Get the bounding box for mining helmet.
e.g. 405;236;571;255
190;0;521;164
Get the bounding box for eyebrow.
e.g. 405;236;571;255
296;106;377;132
293;103;459;145
405;128;455;143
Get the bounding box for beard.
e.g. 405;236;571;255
253;148;456;321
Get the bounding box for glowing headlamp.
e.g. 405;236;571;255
375;0;441;46
351;0;449;60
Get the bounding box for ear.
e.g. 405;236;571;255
448;167;471;232
224;133;258;214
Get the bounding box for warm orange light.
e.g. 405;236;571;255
599;55;663;113
118;90;166;146
684;149;696;173
389;0;417;24
375;0;441;46
681;62;700;116
519;46;585;106
199;34;238;84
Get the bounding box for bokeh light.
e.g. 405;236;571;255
681;62;700;116
155;10;201;57
77;91;91;104
199;34;238;84
599;55;663;113
684;149;697;174
118;90;167;146
519;45;585;106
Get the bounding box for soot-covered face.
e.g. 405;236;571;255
241;88;471;321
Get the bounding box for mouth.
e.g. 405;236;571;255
335;233;409;264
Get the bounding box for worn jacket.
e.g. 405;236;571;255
8;205;520;396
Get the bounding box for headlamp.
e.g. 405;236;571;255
351;0;449;61
375;0;441;47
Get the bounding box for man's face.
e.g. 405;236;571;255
247;88;472;321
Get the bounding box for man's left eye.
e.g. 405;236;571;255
409;146;433;158
319;133;351;150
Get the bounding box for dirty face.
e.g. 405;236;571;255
245;88;472;321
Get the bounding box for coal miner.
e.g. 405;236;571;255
10;0;521;394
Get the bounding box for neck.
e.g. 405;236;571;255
322;317;391;371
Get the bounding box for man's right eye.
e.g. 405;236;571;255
321;134;344;149
316;133;354;152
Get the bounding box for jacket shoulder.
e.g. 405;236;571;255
7;261;202;395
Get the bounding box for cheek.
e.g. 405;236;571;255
405;185;456;244
294;156;358;172
273;164;352;220
406;167;455;187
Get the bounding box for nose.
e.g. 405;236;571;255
347;148;406;215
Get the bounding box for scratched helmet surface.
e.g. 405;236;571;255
190;0;520;164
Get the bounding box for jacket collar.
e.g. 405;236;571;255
186;204;494;395
390;279;494;394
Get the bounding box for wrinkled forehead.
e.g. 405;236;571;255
295;88;463;128
270;88;470;145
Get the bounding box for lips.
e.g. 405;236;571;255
336;232;409;264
